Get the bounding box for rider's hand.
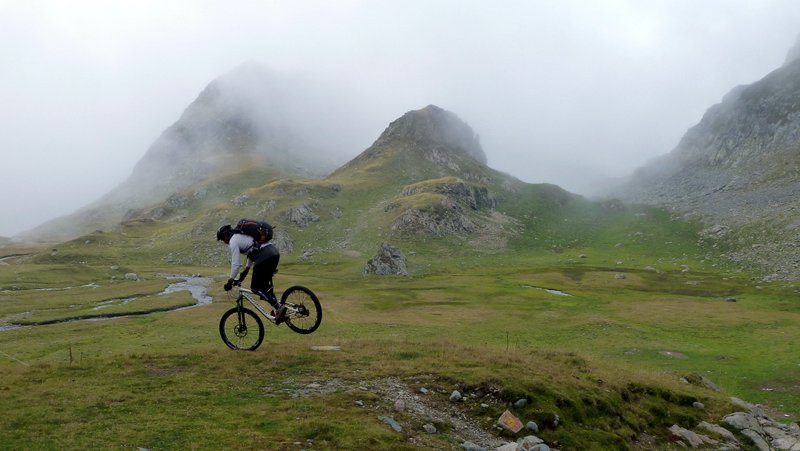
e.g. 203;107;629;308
224;278;235;291
237;267;249;284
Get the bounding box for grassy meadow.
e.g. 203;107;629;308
1;235;799;450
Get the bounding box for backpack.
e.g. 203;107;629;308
234;218;273;244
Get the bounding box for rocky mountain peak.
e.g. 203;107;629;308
613;37;800;281
668;57;800;170
374;105;487;165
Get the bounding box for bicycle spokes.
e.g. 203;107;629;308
219;307;264;351
282;286;322;335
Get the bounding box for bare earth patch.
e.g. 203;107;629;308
275;375;507;449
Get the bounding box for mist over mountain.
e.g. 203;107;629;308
613;39;800;280
112;61;365;199
20;62;357;242
784;34;800;66
18;43;800;283
20;52;566;247
130;63;327;187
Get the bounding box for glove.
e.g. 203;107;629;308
223;278;235;291
237;267;250;284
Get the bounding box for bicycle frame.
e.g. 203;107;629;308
235;287;278;324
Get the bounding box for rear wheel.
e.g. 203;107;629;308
219;307;264;350
281;286;322;334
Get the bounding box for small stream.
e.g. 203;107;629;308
158;274;213;308
0;274;213;331
0;254;26;263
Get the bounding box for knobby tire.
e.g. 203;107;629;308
281;286;322;334
219;307;264;350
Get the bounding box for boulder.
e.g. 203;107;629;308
284;203;319;227
723;412;764;435
697;421;738;444
363;243;409;276
668;424;715;448
378;415;402;432
740;429;770;451
517;436;545;450
498;410;523;433
272;229;294;254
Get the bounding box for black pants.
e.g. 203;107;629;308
249;244;280;306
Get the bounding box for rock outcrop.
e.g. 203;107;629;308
667;397;800;450
613;41;800;280
402;177;496;211
389;196;475;237
385;177;497;238
363;243;409;276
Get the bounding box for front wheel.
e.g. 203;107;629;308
281;286;322;334
219;307;264;350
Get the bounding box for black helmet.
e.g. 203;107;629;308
216;224;233;241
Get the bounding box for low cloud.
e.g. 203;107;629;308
1;1;798;236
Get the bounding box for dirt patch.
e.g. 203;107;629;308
369;376;506;449
271;375;508;449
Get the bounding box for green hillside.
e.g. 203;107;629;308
2;105;798;449
3;213;797;449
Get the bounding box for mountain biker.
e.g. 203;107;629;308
216;224;285;324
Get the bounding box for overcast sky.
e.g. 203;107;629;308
1;1;798;237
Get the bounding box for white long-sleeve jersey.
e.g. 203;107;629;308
227;233;256;279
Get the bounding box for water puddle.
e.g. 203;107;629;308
521;285;573;297
158;274;213;306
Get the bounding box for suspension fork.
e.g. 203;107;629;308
236;294;248;327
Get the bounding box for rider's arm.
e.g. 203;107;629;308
228;234;256;280
228;238;243;280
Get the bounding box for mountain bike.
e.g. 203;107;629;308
219;282;322;351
